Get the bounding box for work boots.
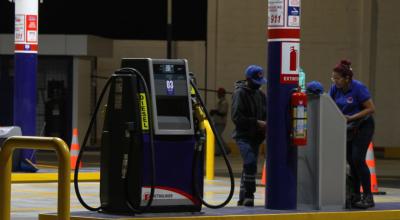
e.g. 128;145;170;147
353;193;375;209
351;193;362;205
237;198;254;207
238;198;254;207
243;198;254;207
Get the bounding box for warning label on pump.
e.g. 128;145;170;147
281;42;300;84
140;93;149;131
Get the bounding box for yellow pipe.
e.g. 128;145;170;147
194;104;215;181
0;136;70;220
204;120;215;181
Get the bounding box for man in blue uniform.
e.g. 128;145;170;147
231;65;267;207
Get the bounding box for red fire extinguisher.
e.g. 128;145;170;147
290;46;297;71
291;87;307;146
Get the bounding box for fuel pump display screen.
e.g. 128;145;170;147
153;64;191;130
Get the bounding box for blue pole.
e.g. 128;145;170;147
266;0;301;209
14;53;37;162
266;43;297;209
13;0;39;171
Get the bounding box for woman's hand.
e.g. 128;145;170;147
345;115;354;122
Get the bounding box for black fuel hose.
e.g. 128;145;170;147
118;67;156;213
73;68;156;213
73;76;111;212
190;80;235;208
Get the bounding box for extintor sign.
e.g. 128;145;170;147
281;42;299;84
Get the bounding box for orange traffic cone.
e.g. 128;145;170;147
261;161;267;185
361;142;385;195
70;128;82;169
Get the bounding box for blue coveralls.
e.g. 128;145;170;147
329;80;374;195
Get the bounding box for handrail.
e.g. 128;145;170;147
0;136;70;220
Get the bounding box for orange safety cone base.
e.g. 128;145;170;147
70;128;83;170
360;142;386;195
261;162;266;186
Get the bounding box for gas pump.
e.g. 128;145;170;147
74;58;234;215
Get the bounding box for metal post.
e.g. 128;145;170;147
167;0;173;58
13;0;39;169
0;136;71;220
204;120;215;180
195;103;215;180
266;0;301;209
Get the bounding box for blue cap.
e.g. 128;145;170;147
306;81;324;94
245;65;267;85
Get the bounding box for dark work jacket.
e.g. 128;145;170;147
231;80;267;142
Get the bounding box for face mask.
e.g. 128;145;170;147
248;81;261;90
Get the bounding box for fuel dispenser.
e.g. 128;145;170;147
74;58;234;215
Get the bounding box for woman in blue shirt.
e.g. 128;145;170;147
329;59;375;209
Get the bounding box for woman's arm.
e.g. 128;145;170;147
346;98;375;122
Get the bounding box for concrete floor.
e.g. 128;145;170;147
8;152;400;219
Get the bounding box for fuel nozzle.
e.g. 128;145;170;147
121;154;128;179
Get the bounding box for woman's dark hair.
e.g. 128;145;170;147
333;59;353;79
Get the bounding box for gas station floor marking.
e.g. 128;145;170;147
38;209;400;220
11;172;100;183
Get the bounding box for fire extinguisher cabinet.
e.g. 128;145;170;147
297;93;346;210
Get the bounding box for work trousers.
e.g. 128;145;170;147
347;116;374;195
236;138;262;200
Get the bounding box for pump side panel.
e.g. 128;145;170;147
140;135;203;212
